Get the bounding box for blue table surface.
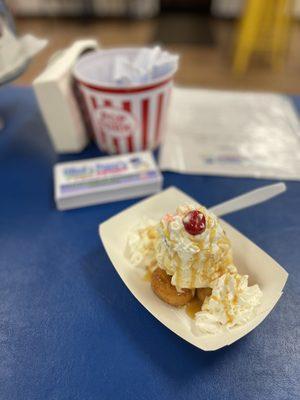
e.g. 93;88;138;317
0;85;299;400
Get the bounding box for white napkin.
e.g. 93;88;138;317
112;46;178;85
19;34;48;59
0;17;47;83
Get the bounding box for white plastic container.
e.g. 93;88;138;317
34;39;98;153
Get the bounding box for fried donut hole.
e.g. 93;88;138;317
151;267;194;307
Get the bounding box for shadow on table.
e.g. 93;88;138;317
82;247;247;383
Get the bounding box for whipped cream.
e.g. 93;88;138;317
126;218;158;270
155;204;234;289
193;272;263;334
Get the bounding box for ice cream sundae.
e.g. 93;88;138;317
126;203;262;335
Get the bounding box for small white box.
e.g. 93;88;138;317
34;39;98;153
54;151;163;210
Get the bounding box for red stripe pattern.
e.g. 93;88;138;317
91;96;97;109
142;99;149;150
81;80;172;154
154;93;164;146
99;99;111;150
102;99;114;152
112;137;120;154
123;101;133;152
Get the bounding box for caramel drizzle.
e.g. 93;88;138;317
143;269;152;282
185;297;203;319
191;266;197;288
161;211;233;290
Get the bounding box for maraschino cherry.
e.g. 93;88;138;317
183;210;206;235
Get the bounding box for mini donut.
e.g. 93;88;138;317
151;267;194;307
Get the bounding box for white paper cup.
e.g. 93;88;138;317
73;48;177;154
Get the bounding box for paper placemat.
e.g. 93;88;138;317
160;87;300;180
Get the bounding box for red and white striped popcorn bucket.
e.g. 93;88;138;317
73;48;177;154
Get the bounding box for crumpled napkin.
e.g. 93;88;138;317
112;46;178;85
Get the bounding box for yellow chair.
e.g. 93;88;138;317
233;0;293;74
